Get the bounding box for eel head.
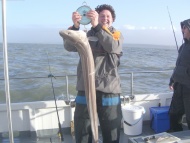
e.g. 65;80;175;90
59;30;88;44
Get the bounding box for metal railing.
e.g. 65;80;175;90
0;70;173;102
120;69;172;95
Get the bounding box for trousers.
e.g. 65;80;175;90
169;83;190;131
74;90;122;143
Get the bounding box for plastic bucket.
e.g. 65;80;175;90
122;105;145;135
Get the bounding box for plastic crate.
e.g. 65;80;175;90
150;106;170;133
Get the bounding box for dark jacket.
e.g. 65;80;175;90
170;39;190;86
169;19;190;86
169;45;183;86
64;24;124;93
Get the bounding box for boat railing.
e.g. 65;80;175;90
119;70;172;103
0;69;173;103
121;69;172;95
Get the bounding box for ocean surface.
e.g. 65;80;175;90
0;43;178;103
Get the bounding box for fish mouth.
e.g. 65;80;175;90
59;30;88;45
59;30;70;37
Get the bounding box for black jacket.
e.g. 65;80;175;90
170;39;190;86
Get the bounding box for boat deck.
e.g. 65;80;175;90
0;122;189;143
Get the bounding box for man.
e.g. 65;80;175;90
63;4;123;143
168;18;190;132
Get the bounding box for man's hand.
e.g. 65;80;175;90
72;12;81;28
86;10;99;28
169;85;174;90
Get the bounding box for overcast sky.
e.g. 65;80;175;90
0;0;189;46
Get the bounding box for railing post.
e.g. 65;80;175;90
2;0;14;142
65;75;70;101
131;72;133;96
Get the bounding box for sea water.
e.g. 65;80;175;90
0;43;177;103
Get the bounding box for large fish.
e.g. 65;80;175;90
59;30;99;143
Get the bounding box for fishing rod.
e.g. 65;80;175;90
46;51;64;142
167;6;179;51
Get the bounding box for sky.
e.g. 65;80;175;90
0;0;189;46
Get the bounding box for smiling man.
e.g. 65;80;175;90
62;4;124;143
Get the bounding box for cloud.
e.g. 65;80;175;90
161;27;166;30
122;24;170;31
123;25;136;30
140;26;158;30
119;24;183;45
141;27;146;30
170;26;178;31
152;26;158;30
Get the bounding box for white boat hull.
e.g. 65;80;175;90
0;92;173;136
